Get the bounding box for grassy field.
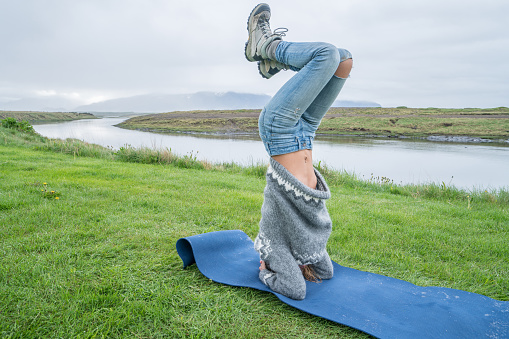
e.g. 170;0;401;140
0;111;96;123
117;107;509;141
1;123;508;338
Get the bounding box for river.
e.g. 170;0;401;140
33;117;509;191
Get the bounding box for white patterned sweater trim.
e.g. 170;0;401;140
267;165;323;204
254;232;272;260
256;232;326;265
292;249;328;266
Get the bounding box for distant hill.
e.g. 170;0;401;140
332;100;382;108
76;92;381;113
1;91;381;113
0;96;80;112
76;92;273;113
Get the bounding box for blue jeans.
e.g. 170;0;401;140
258;41;352;156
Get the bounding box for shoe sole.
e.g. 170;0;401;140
258;60;282;79
257;61;270;79
245;3;270;62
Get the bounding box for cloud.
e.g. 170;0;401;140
1;0;508;108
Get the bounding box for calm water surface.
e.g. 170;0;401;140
33;118;509;190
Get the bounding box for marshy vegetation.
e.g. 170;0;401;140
118;107;509;142
0;111;96;123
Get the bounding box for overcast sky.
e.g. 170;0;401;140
1;0;508;108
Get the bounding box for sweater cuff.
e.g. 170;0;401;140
259;269;275;285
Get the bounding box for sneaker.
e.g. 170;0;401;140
245;3;286;62
258;59;287;79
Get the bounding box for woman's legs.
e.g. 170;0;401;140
335;57;353;78
246;4;352;187
258;42;339;175
265;49;353;188
301;49;353;131
263;41;340;127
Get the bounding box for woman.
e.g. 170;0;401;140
245;3;353;300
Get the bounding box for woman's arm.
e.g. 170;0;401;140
259;251;307;300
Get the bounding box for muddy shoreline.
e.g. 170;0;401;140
131;128;509;144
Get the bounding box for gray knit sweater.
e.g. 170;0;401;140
254;158;334;300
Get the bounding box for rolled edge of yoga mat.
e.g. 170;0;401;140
176;237;195;268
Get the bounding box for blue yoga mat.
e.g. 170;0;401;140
176;230;509;339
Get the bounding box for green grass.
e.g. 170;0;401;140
0;126;508;338
319;115;509;139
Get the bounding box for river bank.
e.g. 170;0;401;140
117;107;509;143
30;117;509;190
0;111;96;123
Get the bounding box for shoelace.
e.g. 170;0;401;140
259;19;272;37
273;27;288;37
259;16;288;39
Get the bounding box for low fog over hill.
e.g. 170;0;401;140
1;92;381;113
76;92;381;113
